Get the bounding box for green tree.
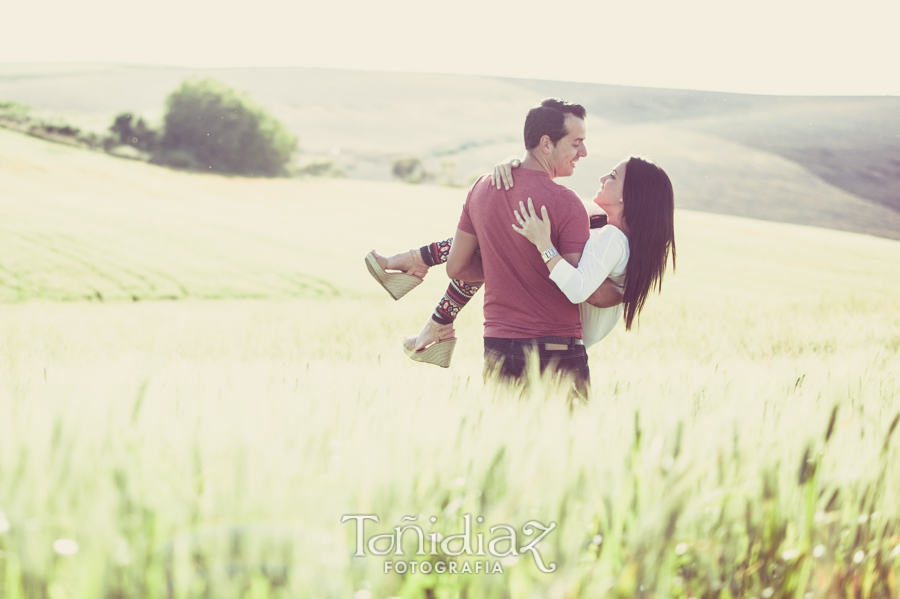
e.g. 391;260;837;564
159;78;297;176
109;113;159;153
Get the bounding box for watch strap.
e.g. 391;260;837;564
541;247;559;263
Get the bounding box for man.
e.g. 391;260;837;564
446;98;622;397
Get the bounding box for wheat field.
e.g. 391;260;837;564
1;128;900;598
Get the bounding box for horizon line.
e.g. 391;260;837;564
1;60;897;100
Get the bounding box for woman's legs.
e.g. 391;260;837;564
404;238;484;352
372;237;483;354
418;238;453;268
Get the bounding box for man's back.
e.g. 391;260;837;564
457;169;589;338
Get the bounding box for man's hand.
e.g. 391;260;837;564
446;229;484;281
586;279;624;308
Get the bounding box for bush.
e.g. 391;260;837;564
0;100;30;124
109;113;159;154
43;124;80;137
391;157;431;183
159;78;297;176
294;160;345;178
77;131;103;150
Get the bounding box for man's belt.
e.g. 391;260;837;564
521;336;584;351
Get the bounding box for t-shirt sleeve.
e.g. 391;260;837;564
549;226;628;304
456;178;482;235
554;190;590;255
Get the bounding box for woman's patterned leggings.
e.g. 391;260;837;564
418;238;483;326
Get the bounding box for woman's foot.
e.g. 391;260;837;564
402;318;457;368
372;249;429;279
365;250;423;301
404;318;456;353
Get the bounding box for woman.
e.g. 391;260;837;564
366;156;676;367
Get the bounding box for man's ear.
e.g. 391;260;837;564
539;134;554;155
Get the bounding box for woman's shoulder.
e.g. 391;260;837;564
587;225;629;270
590;224;628;244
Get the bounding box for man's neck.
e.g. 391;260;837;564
520;151;555;179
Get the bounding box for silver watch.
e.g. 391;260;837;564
541;247;559;263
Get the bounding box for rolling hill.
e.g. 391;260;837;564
1;63;899;240
0;126;898;305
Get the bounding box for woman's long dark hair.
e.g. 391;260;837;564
621;156;676;330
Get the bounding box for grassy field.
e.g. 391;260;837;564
1;130;900;598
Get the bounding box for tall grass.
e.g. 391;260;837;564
0;288;897;598
2;128;899;596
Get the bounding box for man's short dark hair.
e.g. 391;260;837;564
523;98;587;150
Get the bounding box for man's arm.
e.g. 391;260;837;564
586;279;624;308
446;229;484;281
561;252;582;268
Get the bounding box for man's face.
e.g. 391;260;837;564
548;114;587;178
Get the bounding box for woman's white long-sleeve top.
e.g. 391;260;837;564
548;225;629;349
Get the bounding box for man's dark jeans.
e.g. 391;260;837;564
483;337;590;400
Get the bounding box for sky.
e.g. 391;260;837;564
2;0;898;96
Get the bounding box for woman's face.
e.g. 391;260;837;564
592;159;628;212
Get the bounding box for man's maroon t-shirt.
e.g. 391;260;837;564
457;169;590;339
